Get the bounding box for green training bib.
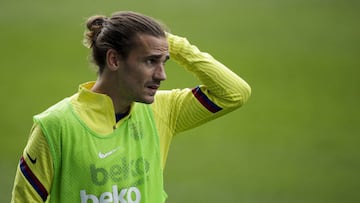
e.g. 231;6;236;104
35;98;166;203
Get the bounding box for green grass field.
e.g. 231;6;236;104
1;0;359;202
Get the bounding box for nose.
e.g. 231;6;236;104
154;64;166;81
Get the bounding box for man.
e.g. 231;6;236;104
11;11;251;202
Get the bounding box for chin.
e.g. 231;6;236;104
136;97;155;104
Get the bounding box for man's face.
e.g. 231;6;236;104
117;34;169;104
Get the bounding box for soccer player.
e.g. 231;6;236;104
11;11;251;202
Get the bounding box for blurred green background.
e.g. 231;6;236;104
1;0;359;202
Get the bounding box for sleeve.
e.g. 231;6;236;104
162;33;251;133
11;124;53;203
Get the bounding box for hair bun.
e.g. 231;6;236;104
83;15;107;48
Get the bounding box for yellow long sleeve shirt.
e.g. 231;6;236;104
11;33;251;202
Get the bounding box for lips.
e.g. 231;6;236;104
147;84;160;90
146;83;160;96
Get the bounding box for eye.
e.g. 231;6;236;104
146;58;156;65
163;55;170;65
144;55;169;66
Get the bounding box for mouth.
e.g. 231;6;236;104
147;84;160;90
146;84;160;95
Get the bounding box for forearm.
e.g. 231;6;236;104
11;124;53;202
11;167;45;203
167;33;251;108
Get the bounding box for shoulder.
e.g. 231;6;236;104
33;98;74;137
34;98;71;122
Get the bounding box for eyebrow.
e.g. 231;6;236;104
146;54;170;61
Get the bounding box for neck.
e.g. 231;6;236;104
91;78;131;114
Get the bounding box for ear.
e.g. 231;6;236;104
106;49;122;71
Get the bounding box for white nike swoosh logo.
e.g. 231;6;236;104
98;147;121;159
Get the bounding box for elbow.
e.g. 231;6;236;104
237;84;251;107
222;81;252;109
240;80;252;104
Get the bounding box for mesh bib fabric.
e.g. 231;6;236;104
35;98;165;203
